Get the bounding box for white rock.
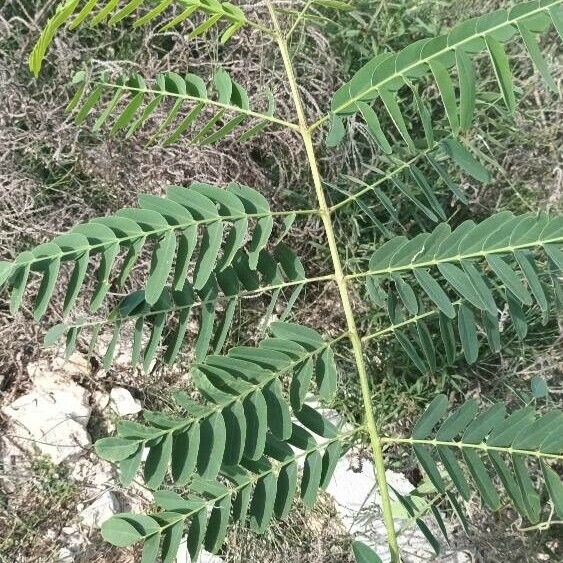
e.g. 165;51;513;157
51;352;90;377
109;387;142;416
2;371;91;465
60;525;86;553
70;457;115;489
318;403;471;562
93;391;110;410
57;548;74;562
175;536;225;563
79;491;120;528
197;552;225;563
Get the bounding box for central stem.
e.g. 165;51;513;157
267;5;400;561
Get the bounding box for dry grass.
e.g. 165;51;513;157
0;0;561;561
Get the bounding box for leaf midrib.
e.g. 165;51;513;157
7;209;309;272
120;334;347;451
381;436;563;461
347;235;563;280
94;80;300;130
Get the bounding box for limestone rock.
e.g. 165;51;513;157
2;365;91;465
109;387;142;416
175;536;225;563
57;548;74;562
79;491;120;528
70;457;115;490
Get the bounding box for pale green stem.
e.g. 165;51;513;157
345;235;563;282
285;0;315;39
381;436;563;462
266;4;401;560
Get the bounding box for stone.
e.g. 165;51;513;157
51;352;90;377
93;390;110;410
109;387;142;416
2;368;91;465
70;457;115;490
175;536;225;563
57;548;74;562
79;491;120;527
313;401;471;562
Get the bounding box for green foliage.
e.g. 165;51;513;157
366;211;562;369
44;241;307;369
0;182;284;320
327;0;562;147
400;395;563;523
352;540;383;563
9;0;563;561
29;0;248;76
94;321;346;560
67;68;278;146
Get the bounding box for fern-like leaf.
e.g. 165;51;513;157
44;246;308;369
391;396;563;523
95;322;347;561
94;321;341;486
0;183;287;320
364;211;562;370
30;0;249;76
327;0;562;147
67;69;280;146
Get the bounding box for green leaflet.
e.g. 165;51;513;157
485;35;516;112
439;313;457;364
352;540;383;563
486;255;532;306
413;268;455;318
275;460;298;519
326;113;345;147
441;139;491;183
413;89;434;148
413;395;448;439
144;433;173;489
514;251;548;314
378;87;416;152
101;514;160;547
161;519;183;563
205;494;232;554
414;444;445;492
438;263;485;311
291;358;314;411
517;22;558;92
428;59;459;134
248;465;277;534
463;449;501;510
187;507;208;561
301;450;324;507
171;424;200;486
455;47;476;130
95;437;141;462
460;260;497;315
315;346;338;401
543;462;563;518
31;243;62;321
356;101;392;153
197;412;226;479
